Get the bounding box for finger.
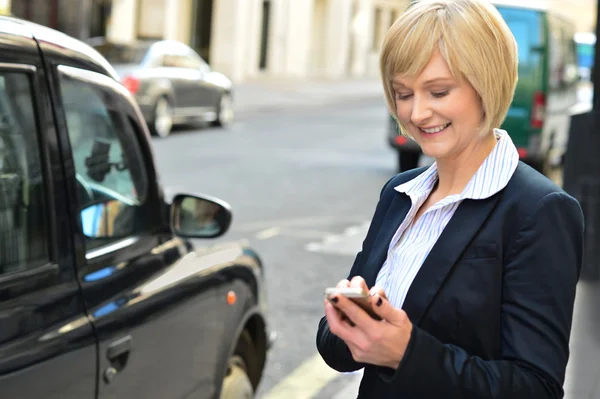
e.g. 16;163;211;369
324;300;355;337
336;279;350;289
368;293;408;325
349;276;369;292
368;286;388;301
333;294;377;330
325;297;357;326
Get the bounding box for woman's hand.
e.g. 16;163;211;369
324;276;412;369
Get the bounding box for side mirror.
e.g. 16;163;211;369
170;194;232;238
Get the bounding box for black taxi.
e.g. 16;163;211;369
0;16;270;399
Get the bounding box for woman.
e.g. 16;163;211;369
316;0;584;398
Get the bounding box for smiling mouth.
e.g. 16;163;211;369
419;123;451;134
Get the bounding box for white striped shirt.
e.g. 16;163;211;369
375;129;520;308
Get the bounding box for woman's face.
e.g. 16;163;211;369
393;51;487;162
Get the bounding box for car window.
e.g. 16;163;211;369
58;72;149;251
92;43;149;65
162;53;202;69
185;49;210;72
0;72;48;275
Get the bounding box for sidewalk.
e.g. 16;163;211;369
233;77;385;115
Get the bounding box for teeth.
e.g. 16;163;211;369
421;124;449;134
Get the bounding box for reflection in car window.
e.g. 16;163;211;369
59;72;148;250
0;72;48;275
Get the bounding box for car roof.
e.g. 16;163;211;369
0;15;119;81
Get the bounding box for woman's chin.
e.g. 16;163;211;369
420;148;445;161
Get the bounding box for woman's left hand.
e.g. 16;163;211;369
324;287;413;369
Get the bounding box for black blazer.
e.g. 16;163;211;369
316;162;584;399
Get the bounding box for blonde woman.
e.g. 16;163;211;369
316;0;584;397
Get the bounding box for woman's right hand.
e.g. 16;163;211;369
335;276;388;300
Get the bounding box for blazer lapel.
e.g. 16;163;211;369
363;193;412;287
402;193;502;325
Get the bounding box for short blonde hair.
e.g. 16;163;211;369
380;0;518;137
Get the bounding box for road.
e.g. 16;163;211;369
151;99;600;399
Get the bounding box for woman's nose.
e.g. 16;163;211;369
411;96;433;125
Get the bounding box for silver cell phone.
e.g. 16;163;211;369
324;287;381;320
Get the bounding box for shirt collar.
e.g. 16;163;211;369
393;129;519;200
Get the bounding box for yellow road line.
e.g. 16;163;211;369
261;353;340;399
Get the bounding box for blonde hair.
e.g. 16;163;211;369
380;0;518;137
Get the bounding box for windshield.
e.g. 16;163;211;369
92;43;150;65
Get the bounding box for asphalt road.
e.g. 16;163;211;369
150;98;600;399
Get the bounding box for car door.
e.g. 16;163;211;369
0;35;96;398
161;46;200;111
52;64;227;399
183;48;221;111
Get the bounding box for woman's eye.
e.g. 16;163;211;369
396;93;413;101
432;91;449;98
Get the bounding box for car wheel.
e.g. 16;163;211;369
398;148;420;173
220;330;261;398
213;93;234;127
219;355;253;399
151;97;173;138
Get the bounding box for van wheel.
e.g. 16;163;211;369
220;331;260;398
398;149;420;173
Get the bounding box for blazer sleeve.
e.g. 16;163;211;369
377;191;584;398
316;175;399;372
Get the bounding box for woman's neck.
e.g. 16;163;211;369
433;133;498;198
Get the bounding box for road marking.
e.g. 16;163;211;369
262;353;340;399
332;370;363;399
255;227;281;240
305;222;369;256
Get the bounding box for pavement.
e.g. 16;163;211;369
233;77;385;115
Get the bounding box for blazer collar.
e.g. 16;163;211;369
364;189;503;325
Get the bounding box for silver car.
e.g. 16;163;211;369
91;39;234;137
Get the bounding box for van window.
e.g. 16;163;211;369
496;7;542;65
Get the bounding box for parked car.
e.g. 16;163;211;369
88;38;234;138
388;0;579;174
0;16;270;399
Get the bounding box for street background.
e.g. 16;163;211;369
3;0;600;397
150;77;600;399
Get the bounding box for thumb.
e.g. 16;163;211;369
369;294;407;325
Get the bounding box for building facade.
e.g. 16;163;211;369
4;0;599;82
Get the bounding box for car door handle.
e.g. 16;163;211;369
104;335;132;384
107;335;132;360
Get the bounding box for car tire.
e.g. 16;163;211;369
398;148;420;173
212;93;234;127
220;331;258;399
150;97;173;138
